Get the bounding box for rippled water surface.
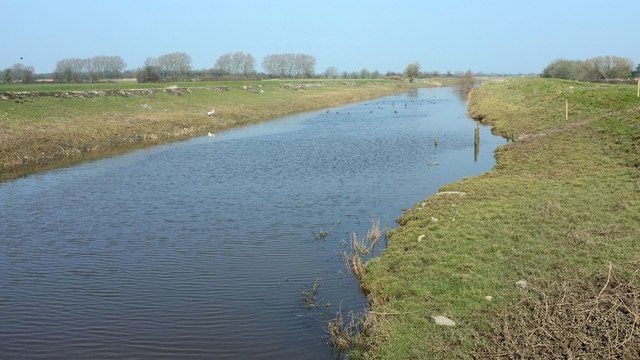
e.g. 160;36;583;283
0;88;504;359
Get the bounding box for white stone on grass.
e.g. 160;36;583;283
432;315;456;326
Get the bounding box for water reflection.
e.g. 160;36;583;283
474;122;480;162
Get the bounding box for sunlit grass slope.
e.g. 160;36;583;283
356;78;640;359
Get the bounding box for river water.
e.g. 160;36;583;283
0;87;504;359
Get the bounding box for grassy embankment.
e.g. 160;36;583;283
355;78;640;358
0;79;416;180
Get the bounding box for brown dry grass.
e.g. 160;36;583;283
477;262;640;359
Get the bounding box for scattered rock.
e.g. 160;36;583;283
434;191;466;196
484;296;494;301
432;315;456;326
516;280;528;289
430;216;438;223
417;234;426;242
0;87;192;100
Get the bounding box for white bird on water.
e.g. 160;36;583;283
208;132;215;137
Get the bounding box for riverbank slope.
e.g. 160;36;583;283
357;78;640;358
0;80;414;180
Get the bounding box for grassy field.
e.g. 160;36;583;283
0;79;415;180
355;78;640;358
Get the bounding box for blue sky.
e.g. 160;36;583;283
3;0;639;75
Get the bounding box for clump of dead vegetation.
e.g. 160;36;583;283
477;262;640;358
302;279;321;310
327;306;365;354
341;218;385;281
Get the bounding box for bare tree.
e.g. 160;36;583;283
592;56;633;79
543;56;633;81
54;58;86;82
134;57;159;82
2;68;11;83
262;53;316;78
151;52;192;79
214;53;233;75
405;62;420;82
240;52;256;76
88;56;126;80
324;66;338;79
53;55;126;82
214;51;256;77
9;63;35;83
455;70;475;98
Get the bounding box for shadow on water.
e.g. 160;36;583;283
0;87;505;359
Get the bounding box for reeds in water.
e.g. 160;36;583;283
327;306;364;353
343;218;385;280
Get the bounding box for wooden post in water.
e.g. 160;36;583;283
565;99;569;121
474;122;480;162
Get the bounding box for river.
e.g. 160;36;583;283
0;87;504;359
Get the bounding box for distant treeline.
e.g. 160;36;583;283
542;56;639;81
1;50;493;85
11;49;619;85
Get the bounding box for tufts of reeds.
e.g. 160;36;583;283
327;306;364;353
312;223;334;241
367;218;381;246
346;248;365;281
302;279;320;310
351;232;369;255
341;218;386;281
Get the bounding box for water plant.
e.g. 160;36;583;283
367;218;381;246
302;279;321;310
326;306;365;354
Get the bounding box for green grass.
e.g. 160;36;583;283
0;79;415;180
356;77;640;358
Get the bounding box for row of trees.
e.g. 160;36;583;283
54;56;126;82
542;56;635;81
261;53;316;78
213;51;256;77
138;51;317;82
17;51;637;85
141;52;192;80
2;63;35;84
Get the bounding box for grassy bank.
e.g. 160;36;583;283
355;78;640;358
0;79;414;180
